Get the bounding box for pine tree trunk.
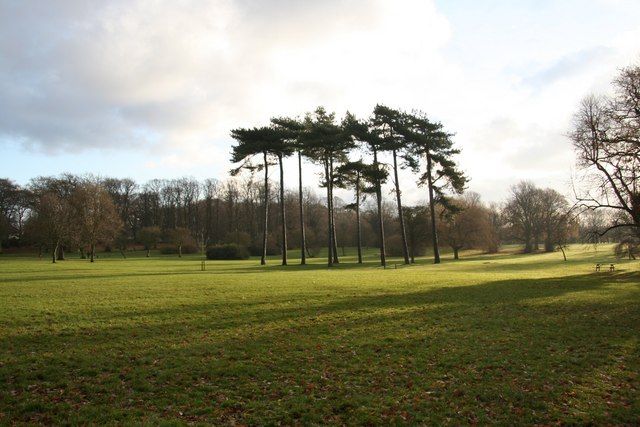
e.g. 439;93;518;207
279;154;288;266
392;149;410;264
330;158;339;264
373;148;386;267
356;172;363;264
298;151;307;265
426;152;440;264
325;158;333;267
261;151;269;266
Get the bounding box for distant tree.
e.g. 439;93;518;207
503;181;542;253
439;193;491;260
301;107;355;267
169;227;192;258
73;182;122;262
30;192;71;263
343;112;389;266
403;205;431;263
102;178;138;239
29;174;80;261
401;111;467;264
230;126;280;265
615;235;639;260
372;105;416;264
0;179;20;253
269;118;299;265
484;203;502;254
570;63;640;237
271;117;308;265
538;188;571;252
138;226;162;257
335;160;377;264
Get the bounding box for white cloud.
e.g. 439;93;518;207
1;0;639;202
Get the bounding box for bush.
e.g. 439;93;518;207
206;244;250;260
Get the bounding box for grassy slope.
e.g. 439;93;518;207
0;245;638;425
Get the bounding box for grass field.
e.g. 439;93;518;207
0;245;638;425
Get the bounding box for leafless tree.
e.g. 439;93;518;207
570;63;640;237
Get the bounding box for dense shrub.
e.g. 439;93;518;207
206;243;250;260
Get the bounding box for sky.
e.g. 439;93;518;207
1;0;639;203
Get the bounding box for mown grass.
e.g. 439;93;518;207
0;245;638;425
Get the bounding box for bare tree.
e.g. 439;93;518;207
570;63;640;236
503;181;542;253
169;227;192;258
439;193;491;260
139;226;161;257
73;182;122;262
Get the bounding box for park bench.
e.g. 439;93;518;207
594;263;615;272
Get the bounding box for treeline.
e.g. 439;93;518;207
0;172;602;263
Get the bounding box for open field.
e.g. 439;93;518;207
0;245;639;424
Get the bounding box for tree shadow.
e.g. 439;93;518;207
2;271;639;424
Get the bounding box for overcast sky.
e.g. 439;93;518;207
1;0;639;203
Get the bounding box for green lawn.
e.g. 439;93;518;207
0;245;638;425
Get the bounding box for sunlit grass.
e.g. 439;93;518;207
0;245;638;424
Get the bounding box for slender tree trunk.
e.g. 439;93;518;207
261;151;269;266
298;151;307;265
146;248;150;257
373;149;386;267
90;244;95;262
356;171;363;264
329;158;339;264
278;154;288;266
559;245;567;261
453;247;459;260
392;149;410;264
52;241;58;264
178;244;182;258
426;152;440;264
57;245;65;261
325;158;333;267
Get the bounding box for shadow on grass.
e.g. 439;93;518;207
2;271;639;424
